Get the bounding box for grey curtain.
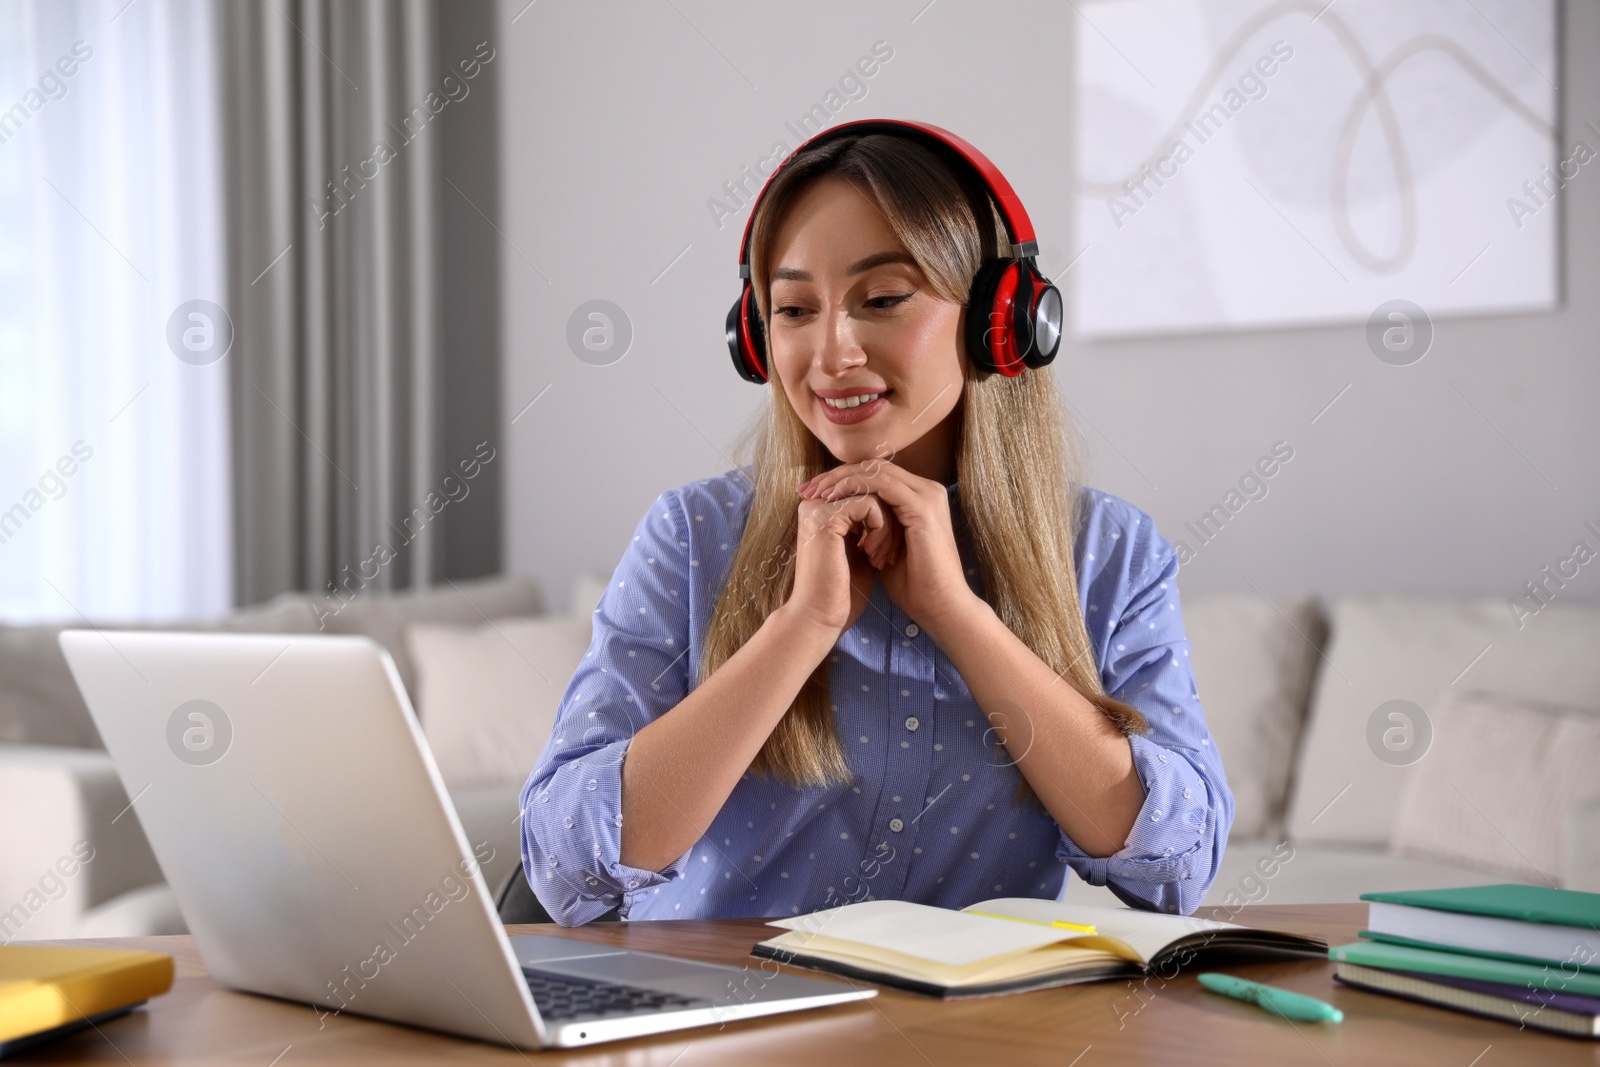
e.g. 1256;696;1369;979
220;0;443;605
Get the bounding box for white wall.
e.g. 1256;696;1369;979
495;0;1600;616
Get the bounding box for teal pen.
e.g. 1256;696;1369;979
1197;972;1344;1023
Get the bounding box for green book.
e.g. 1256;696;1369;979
1358;884;1600;973
1328;940;1600;1000
1360;884;1600;927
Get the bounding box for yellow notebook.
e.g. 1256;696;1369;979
752;898;1326;998
0;945;174;1057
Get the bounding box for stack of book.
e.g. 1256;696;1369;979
1328;884;1600;1038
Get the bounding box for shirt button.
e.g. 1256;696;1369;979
888;817;905;833
904;716;920;732
904;624;920;637
626;879;639;889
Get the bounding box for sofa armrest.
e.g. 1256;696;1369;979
445;780;523;900
0;745;164;940
77;883;187;938
1562;794;1600;893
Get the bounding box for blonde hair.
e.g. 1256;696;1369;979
699;132;1148;788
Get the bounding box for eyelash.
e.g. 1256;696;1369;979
773;293;913;319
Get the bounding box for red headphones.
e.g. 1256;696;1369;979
725;118;1063;385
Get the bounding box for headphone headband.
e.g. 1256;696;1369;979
734;119;1039;280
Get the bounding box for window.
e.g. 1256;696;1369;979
0;0;231;622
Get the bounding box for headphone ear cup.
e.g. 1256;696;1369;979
967;259;1031;377
1021;266;1063;369
725;284;769;383
964;259;1012;375
744;287;769;380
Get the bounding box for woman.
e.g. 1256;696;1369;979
520;125;1232;925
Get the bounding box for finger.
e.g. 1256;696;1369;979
810;493;883;540
862;516;892;566
803;460;875;501
818;458;902;499
823;464;930;531
886;514;906;565
875;476;936;549
819;464;889;501
797;494;867;545
855;497;890;555
880;520;906;569
864;495;902;550
857;524;882;563
861;529;885;567
798;467;845;499
879;530;901;569
810;489;913;572
816;485;880;535
883;515;908;572
859;496;900;566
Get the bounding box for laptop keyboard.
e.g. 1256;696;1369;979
521;967;713;1022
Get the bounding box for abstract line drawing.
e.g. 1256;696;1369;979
1073;0;1560;339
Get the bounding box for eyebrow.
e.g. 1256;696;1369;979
771;250;918;283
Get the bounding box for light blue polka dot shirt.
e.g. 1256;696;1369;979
520;466;1233;925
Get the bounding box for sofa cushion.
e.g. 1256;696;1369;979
1058;837;1511;909
0;577;541;748
1204;840;1513;907
569;570;613;617
316;574;544;698
1563;795;1600;893
407;613;590;787
0;746;166;939
1285;596;1600;847
1390;688;1600;884
1183;592;1325;839
0;592;318;750
0;624;103;749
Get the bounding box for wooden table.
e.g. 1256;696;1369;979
26;904;1600;1065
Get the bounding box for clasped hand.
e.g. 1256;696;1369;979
793;458;980;639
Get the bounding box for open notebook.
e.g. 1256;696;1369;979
751;897;1326;998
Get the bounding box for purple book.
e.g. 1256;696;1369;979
1378;967;1600;1016
1336;962;1600;1036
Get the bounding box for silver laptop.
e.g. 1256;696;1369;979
59;629;874;1049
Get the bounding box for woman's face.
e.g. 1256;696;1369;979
765;176;965;480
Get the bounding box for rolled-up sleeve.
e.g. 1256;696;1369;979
519;489;696;925
1056;514;1234;915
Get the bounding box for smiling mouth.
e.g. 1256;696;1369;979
820;391;890;409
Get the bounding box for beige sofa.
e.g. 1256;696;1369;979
5;575;1598;940
1064;593;1600;909
0;575;550;941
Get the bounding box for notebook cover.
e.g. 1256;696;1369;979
0;946;173;1045
1359;884;1600;928
1380;966;1600;1015
1328;940;1600;998
1334;965;1598;1039
1358;930;1600;975
749;941;1136;999
0;1005;143;1061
